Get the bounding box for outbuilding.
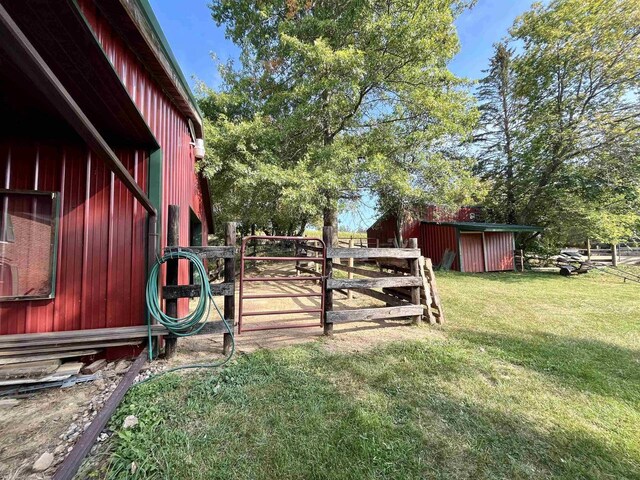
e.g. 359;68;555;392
367;206;540;272
0;1;212;356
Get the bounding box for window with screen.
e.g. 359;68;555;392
0;190;59;301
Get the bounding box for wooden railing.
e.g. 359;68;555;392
320;228;444;334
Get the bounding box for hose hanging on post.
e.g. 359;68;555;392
144;249;234;373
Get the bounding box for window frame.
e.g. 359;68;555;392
0;189;60;302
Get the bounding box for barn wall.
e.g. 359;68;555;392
419;224;459;271
367;205;482;247
1;1;208;334
0;140;148;334
484;232;515;271
78;1;209;315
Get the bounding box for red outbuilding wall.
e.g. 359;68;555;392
367;205;481;247
484;232;514;271
459;233;485;273
419;223;459;271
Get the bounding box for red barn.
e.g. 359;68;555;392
367;206;540;272
0;1;212;354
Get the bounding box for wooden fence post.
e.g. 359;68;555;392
586;238;591;261
164;204;179;359
347;238;354;299
409;238;422;325
323;226;334;336
612;243;618;267
223;222;236;355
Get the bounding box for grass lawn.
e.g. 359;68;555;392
100;269;639;479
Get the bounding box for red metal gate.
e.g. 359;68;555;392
238;236;326;333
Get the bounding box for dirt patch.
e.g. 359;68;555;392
0;363;128;479
170;262;443;366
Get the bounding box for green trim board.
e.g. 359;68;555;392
148;148;163;240
422;221;542;233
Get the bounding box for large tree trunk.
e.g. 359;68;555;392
323;204;338;247
394;211;404;248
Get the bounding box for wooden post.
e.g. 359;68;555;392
520;249;524;272
612;243;618;267
347;238;354;299
586;238;591;261
323;226;334;336
409;238;422;325
164;205;179;359
376;238;380;248
223;222;236;355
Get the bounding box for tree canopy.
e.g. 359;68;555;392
475;0;640;247
200;0;479;240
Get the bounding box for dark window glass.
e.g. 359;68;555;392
0;191;58;300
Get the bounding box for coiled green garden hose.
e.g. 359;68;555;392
143;249;234;380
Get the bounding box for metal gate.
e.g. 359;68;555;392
238;236;326;333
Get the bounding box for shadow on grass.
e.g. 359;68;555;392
105;343;639;480
443;271;564;283
453;329;640;405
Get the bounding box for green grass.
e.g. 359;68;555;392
101;270;640;479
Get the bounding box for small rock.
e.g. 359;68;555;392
32;452;54;472
114;359;131;373
122;415;138;429
54;445;66;455
130;461;138;474
94;378;106;390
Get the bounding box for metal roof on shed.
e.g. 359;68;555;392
421;221;541;233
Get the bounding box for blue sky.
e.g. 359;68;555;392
149;0;537;230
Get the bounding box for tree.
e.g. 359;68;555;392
206;0;477;244
475;42;521;224
512;0;640;234
476;0;640;248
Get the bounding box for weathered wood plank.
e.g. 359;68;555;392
162;282;234;299
326;305;423;323
163;245;235;259
0;359;61;380
423;257;445;324
332;264;397;278
0;342;135;357
327;276;422;290
350;288;411;307
223;222;236;355
408;238;422;325
418;256;436;324
327;247;420;259
0;349;100;366
193;321;226;335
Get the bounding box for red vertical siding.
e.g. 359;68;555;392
78;0;208;315
484;232;514;271
1;1;208;334
0;141;148;334
460;233;485;273
419;224;459;271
